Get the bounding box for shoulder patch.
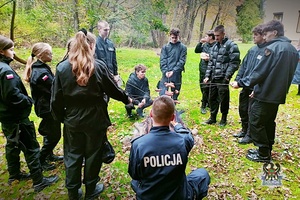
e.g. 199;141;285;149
6;74;14;79
265;49;271;57
42;75;49;81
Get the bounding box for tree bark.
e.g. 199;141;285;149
10;0;26;65
211;0;222;29
73;0;79;31
199;1;209;41
150;30;158;48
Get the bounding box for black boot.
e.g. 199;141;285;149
33;175;59;192
125;104;134;118
234;122;248;137
297;85;300;95
219;114;227;126
246;147;271;163
46;153;64;162
68;188;83;200
204;114;217;124
41;160;56;171
85;183;104;200
200;102;207;114
32;170;59;192
238;134;252;144
233;130;246;138
136;108;144;118
8;172;31;185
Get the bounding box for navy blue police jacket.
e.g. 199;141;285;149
128;124;194;200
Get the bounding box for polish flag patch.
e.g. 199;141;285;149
42;75;49;81
6;74;14;79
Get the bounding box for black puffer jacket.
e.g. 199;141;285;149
125;72;150;102
205;37;240;80
30;60;54;118
0;56;32;123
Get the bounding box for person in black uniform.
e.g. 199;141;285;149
51;30;131;200
159;28;187;102
95;20;120;84
231;20;298;162
128;95;210;200
0;35;58;191
232;24;268;145
195;30;216;114
24;42;63;171
125;64;153;118
203;25;240;126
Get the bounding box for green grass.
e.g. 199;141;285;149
0;43;299;199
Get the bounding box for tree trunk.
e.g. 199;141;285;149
211;0;222;29
11;0;26;65
199;1;209;41
150;30;158;48
73;0;79;31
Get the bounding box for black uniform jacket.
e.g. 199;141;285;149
235;42;269;88
125;72;150;102
30;60;54;118
195;41;216;77
128;124;194;200
95;36;118;75
160;41;187;74
0;56;32;123
238;36;298;104
51;59;128;132
206;37;240;80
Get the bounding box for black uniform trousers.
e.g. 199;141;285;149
63;125;105;194
208;79;230;118
238;88;253;133
249;100;279;156
199;72;210;108
38;116;61;163
1;118;42;181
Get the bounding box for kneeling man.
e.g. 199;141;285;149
128;95;210;199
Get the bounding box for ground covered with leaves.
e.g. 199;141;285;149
0;47;299;199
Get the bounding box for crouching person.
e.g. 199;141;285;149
128;95;210;199
125;64;153;118
0;35;58;191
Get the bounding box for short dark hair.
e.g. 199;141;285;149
214;25;225;33
152;95;175;122
134;64;147;72
170;28;180;36
262;20;284;36
206;30;215;40
252;24;263;35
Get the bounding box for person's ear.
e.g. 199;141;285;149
0;50;4;55
150;109;153;117
170;113;175;122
